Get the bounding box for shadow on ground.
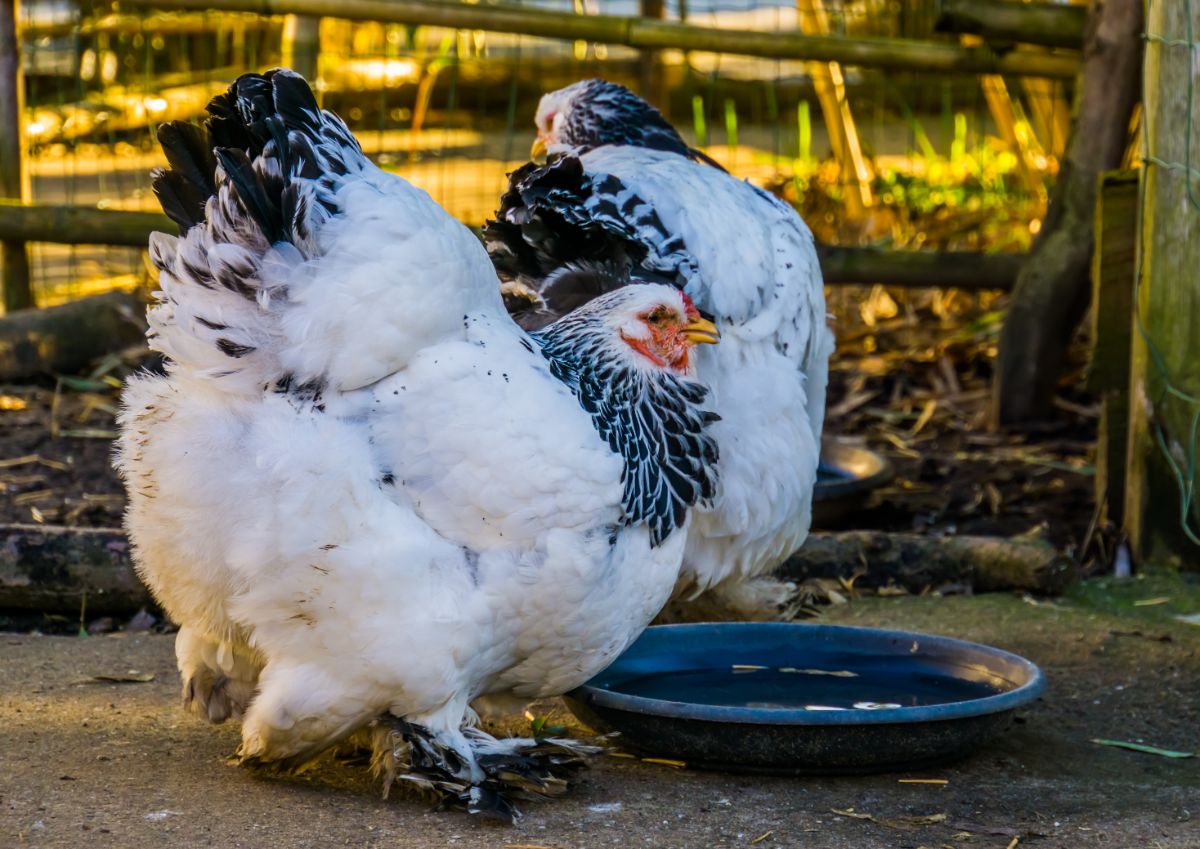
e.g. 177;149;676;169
2;586;1198;849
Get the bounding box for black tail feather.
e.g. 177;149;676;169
153;121;219;232
214;146;286;245
153;167;208;234
206;72;273;154
269;68;323;134
151;68;362;252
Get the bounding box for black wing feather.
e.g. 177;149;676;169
484;155;698;329
533;314;719;547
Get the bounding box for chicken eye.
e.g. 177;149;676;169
643;307;672;325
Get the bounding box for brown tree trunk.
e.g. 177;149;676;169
992;0;1142;426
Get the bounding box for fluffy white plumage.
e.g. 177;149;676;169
116;70;719;817
489;84;833;599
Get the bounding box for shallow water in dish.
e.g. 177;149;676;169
603;664;1004;711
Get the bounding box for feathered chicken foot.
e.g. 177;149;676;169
369;718;606;823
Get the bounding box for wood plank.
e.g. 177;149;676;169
0;525;151;615
0;201;1025;290
1;524;1075;617
0;202;173;247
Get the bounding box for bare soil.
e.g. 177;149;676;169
3;590;1198;849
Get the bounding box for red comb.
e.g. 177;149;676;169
680;291;701;319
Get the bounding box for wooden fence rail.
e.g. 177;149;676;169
0;201;1024;290
21;11;275;40
935;0;1088;51
0;202;172;248
126;0;1080;78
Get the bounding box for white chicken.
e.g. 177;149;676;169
486;79;833;613
115;69;721;820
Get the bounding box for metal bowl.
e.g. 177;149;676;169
813;441;894;527
565;623;1044;774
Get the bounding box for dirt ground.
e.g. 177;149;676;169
3;587;1198;849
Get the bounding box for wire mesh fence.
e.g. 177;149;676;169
9;0;1077;304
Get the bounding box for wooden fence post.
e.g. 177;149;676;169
1087;170;1138;531
0;0;33;313
128;0;1082;78
638;0;667;109
1125;1;1200;568
282;15;321;81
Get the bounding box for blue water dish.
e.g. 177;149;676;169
565;623;1045;774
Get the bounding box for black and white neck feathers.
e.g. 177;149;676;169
531;287;720;547
544;79;724;170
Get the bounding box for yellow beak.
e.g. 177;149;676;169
682;317;721;345
531;135;549;162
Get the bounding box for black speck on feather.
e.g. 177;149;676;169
216;338;256;358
